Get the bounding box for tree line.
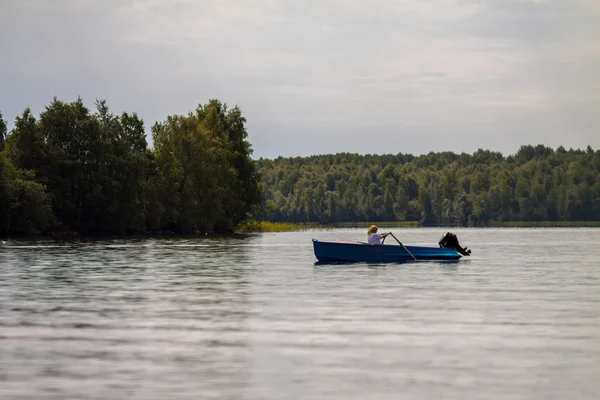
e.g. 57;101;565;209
2;98;598;235
0;98;260;236
256;145;600;226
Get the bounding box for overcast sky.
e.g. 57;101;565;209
1;0;599;158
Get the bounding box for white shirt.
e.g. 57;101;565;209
368;233;384;245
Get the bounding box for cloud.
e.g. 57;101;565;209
0;0;598;158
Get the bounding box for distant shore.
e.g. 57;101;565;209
1;221;599;239
234;220;600;233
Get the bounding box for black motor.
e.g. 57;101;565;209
439;232;471;256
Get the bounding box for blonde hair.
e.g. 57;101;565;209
367;225;378;235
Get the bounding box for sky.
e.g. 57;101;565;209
1;0;599;159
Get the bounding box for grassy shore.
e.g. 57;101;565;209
235;221;330;232
235;220;600;232
235;220;421;232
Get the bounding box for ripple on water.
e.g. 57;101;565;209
1;228;599;399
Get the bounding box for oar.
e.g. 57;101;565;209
389;232;417;261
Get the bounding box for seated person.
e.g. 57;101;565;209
367;225;390;245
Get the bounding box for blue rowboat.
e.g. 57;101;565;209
312;239;463;263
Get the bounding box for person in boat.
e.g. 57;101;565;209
367;225;391;245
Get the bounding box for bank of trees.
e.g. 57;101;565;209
256;146;600;225
2;98;599;235
0;98;260;235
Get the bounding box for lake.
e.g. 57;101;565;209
1;228;599;400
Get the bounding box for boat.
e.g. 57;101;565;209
312;232;470;263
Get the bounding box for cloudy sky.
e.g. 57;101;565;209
1;0;599;158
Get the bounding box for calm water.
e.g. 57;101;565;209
1;228;599;400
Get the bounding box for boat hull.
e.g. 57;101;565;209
313;239;462;263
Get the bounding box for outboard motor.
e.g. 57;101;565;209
439;232;471;256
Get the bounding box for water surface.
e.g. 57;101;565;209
1;228;599;399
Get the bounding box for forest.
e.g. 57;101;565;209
2;97;599;236
256;145;600;226
0;98;260;236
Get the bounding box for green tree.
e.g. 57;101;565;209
151;100;259;232
0;157;51;235
4;108;45;172
2;97;262;236
0;111;6;152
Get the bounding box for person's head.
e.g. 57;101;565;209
367;225;378;235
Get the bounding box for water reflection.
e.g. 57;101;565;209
1;235;262;399
1;229;600;399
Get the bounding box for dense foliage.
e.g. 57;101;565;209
0;98;260;236
256;146;600;226
2;97;599;235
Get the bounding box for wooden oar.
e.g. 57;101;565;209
389;232;417;261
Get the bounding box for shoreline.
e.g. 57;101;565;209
1;220;599;239
237;220;600;232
